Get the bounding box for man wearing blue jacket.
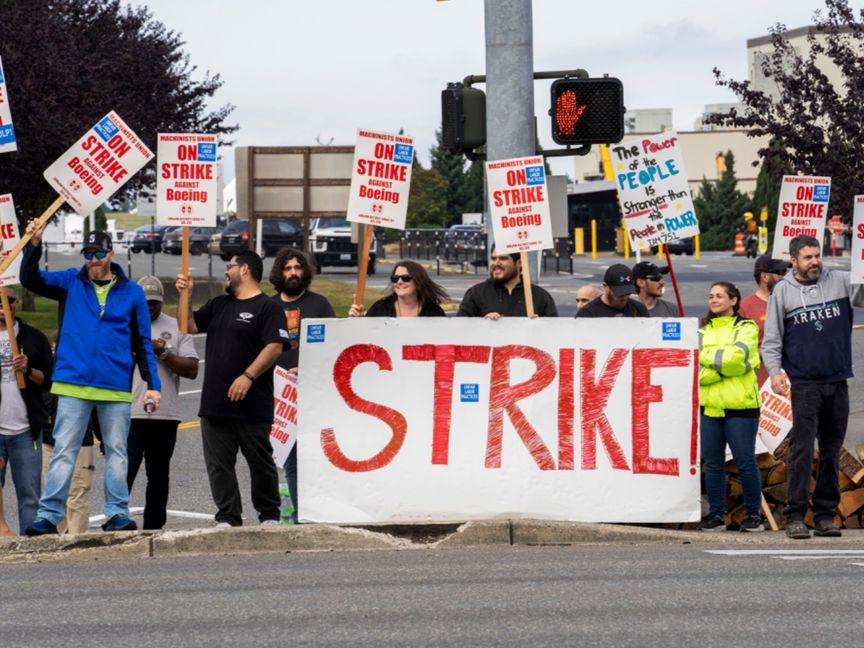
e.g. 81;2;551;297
21;224;161;535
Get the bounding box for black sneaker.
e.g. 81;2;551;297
102;514;138;532
25;517;59;536
699;514;726;532
813;519;842;537
785;520;810;540
740;514;765;532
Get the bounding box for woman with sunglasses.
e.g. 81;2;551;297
698;281;763;533
349;260;448;318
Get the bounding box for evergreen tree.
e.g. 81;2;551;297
460;160;485;215
693;151;751;249
430;130;468;226
750;138;793;233
407;159;449;229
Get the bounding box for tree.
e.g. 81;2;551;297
460;160;484;215
406;160;448;229
430;130;467;226
750;138;794;232
693;151;751;249
706;0;864;221
0;0;237;222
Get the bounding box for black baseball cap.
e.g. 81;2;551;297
754;255;790;275
604;263;637;296
632;261;669;281
82;230;113;253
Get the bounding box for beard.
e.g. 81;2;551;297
491;266;517;286
225;275;239;296
279;273;311;297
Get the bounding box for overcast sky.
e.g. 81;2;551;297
137;0;842;180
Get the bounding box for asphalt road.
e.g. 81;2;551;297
2;543;864;646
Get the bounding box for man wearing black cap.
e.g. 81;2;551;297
20;224;161;535
632;261;678;317
577;264;649;318
739;254;790;387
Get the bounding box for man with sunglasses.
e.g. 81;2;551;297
21;225;161;535
632;262;678;317
739;254;790;387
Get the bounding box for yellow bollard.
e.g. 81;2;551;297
574;227;585;255
694;234;701;260
591;219;597;260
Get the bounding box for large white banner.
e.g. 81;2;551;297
346;129;414;229
771;175;831;260
852;195;864;285
486;156;553;253
43;111;154;216
156;133;218;226
0;57;17;154
0;194;21;286
612;132;699;251
297;318;700;524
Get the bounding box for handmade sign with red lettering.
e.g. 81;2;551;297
272;366;299;467
756;377;792;453
156;133;217;226
851;196;864;285
485;156;553;253
43;112;153;216
0;195;21;285
346;129;414;229
611;132;699;251
772;175;831;260
0;57;17;154
297;318;700;523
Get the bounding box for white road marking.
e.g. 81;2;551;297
707;549;864;555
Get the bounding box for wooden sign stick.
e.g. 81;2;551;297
0;194;65;275
760;494;779;531
178;226;190;334
355;223;373;306
519;251;535;318
0;291;25;389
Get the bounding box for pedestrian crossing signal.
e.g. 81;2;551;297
549;77;625;146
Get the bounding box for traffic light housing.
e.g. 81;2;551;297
441;82;486;154
549;77;624;145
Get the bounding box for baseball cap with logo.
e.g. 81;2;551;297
604;263;637;296
137;275;164;302
82;230;113;253
632;261;670;281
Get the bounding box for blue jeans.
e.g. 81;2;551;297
0;433;42;532
701;414;762;517
38;397;131;526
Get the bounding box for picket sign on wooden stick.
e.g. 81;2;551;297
0;195;65;275
760;494;779;531
663;244;686;317
519;251;535;318
178;226;190;334
354;223;373;306
0;290;25;388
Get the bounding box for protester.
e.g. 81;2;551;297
269;247;335;523
577;264;649;318
697;281;763;532
350;260;448;318
764;234;864;540
632;261;679;317
22;226;161;536
176;251;285;527
575;284;601;312
0;457;12;536
738;254;790;387
127;276;199;530
457;247;557;318
0;285;53;534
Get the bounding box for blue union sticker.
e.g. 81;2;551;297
525;165;545;186
0;124;15;145
460;383;479;403
393;143;413;165
0;67;5;84
306;324;326;343
197;142;216;162
94;116;119;142
662;322;681;341
813;185;830;203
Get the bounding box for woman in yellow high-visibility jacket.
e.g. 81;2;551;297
698;281;763;533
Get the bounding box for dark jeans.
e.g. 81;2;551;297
127;419;178;530
200;417;280;526
701;414;762;517
785;381;849;523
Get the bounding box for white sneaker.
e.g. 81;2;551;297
260;519;280;527
215;521;232;528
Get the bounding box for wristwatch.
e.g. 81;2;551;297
159;345;174;360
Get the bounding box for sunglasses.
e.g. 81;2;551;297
645;275;663;282
390;274;413;283
82;250;109;261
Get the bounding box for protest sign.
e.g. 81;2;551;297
611;132;699;251
297;318;700;524
485;156;553;253
271;366;299;467
0;195;21;286
0;57;17;154
771;175;831;260
156;133;218;226
756;378;793;454
346;129;414;229
43;111;153;216
852;195;864;284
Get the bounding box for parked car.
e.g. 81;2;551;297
209;231;223;258
130;224;175;253
162;226;221;255
219;219;304;259
651;237;694;256
309;216;377;274
443;223;484;250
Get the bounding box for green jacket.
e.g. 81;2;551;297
699;315;761;417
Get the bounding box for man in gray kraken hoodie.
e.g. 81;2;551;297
763;234;864;539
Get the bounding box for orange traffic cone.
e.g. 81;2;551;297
733;232;745;256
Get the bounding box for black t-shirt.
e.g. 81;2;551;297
271;290;336;370
577;296;649;318
366;297;446;317
457;279;558;317
194;293;286;422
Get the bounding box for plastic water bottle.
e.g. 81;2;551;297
278;483;295;525
144;397;156;416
